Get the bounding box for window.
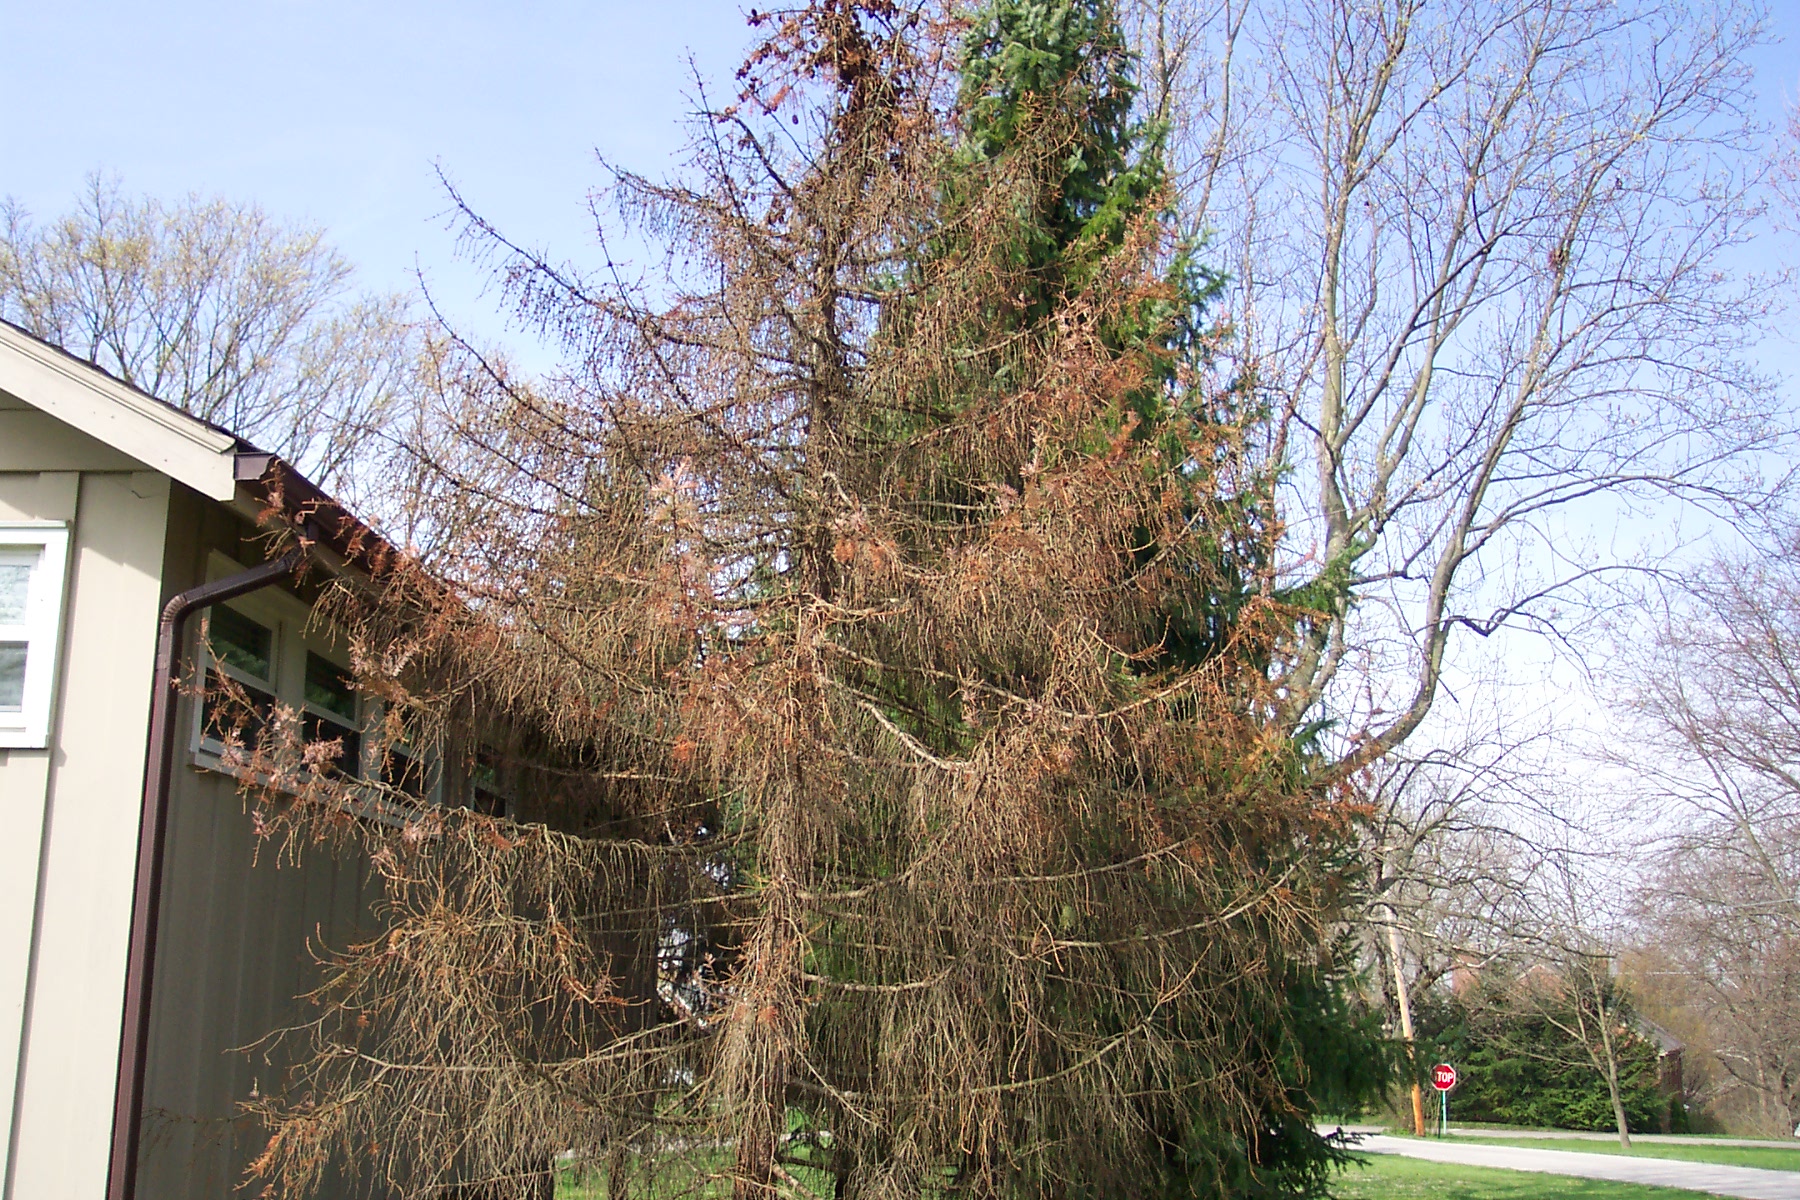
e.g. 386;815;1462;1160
200;604;278;751
375;726;442;804
469;749;511;817
301;651;361;778
0;524;72;750
379;746;434;799
190;554;449;811
196;600;368;784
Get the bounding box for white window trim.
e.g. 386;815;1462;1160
0;522;72;750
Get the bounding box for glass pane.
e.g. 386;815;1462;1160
208;606;273;680
0;560;34;624
305;653;357;721
201;669;274;747
302;711;362;779
0;642;25;711
471;749;506;815
382;749;429;799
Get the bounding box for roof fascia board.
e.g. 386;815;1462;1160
0;324;239;500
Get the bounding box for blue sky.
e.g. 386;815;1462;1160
4;1;1796;353
3;0;754;347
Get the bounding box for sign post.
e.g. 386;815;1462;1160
1430;1063;1457;1137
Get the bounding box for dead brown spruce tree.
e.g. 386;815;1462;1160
232;4;1377;1198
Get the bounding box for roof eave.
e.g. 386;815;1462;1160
0;322;240;500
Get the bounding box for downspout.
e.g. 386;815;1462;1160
106;546;306;1200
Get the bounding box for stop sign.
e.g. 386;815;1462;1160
1430;1063;1458;1092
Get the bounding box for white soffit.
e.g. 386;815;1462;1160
0;324;239;501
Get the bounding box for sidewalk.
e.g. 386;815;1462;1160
1340;1132;1800;1200
1443;1128;1800;1152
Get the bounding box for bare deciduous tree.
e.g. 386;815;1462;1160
0;174;423;502
1352;717;1561;1133
1774;90;1800;225
1130;0;1784;765
1624;548;1800;1133
1527;850;1643;1147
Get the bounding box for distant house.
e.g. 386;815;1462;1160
0;320;492;1199
1635;1016;1685;1110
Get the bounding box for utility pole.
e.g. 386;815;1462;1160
1384;906;1427;1136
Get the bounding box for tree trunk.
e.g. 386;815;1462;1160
1589;989;1632;1149
727;859;805;1200
1758;1059;1772;1133
607;1142;630;1200
1607;1066;1632;1149
1601;1029;1632;1149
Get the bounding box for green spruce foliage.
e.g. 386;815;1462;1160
1417;986;1674;1132
910;5;1391;1192
944;0;1266;673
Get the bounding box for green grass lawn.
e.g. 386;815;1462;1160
556;1156;837;1199
1332;1153;1720;1199
565;1155;1696;1200
558;1164;717;1199
1443;1137;1800;1172
557;1139;1800;1199
561;1152;1784;1200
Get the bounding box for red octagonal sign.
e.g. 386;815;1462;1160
1430;1063;1458;1092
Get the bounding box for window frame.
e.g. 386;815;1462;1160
374;740;441;804
197;602;281;754
0;522;73;750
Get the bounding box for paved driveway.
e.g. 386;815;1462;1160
1349;1133;1800;1200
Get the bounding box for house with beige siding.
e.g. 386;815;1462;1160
0;319;445;1200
